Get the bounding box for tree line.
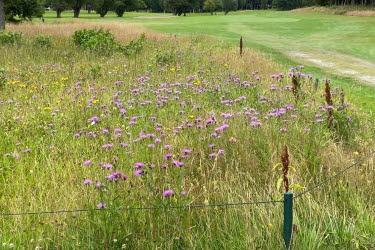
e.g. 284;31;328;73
0;0;374;30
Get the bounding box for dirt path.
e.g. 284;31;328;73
288;51;375;86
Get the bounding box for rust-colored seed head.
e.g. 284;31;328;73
281;145;290;192
292;75;299;100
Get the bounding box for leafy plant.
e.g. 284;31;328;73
33;35;52;48
0;31;23;45
72;28;120;54
122;33;146;57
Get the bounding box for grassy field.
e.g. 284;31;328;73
0;11;374;249
40;10;375;117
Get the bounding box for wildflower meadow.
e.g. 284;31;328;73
0;21;374;249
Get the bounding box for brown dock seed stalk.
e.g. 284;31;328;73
292;75;300;101
281;145;290;192
325;79;334;128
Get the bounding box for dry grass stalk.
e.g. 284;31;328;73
7;22;163;43
240;36;243;57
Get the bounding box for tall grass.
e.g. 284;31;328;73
0;22;374;249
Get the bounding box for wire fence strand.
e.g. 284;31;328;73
294;150;375;199
0;199;283;217
1;151;373;217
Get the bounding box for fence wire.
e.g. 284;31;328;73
0;199;283;217
294;150;375;199
1;150;373;217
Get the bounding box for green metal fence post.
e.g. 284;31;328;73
284;192;293;249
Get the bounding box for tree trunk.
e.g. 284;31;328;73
73;7;81;18
57;10;62;18
0;0;5;30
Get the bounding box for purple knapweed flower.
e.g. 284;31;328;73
209;153;217;158
89;116;99;123
182;149;192;155
106;171;122;182
165;153;173;160
163;189;174;197
97;203;106;209
95;182;104;189
134;169;144;177
84;179;93;185
84;160;93;166
133;162;145;168
218;149;225;155
104;163;113;170
172;160;185;167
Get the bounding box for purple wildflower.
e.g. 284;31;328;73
133;162;145;168
134;169;144;177
84;179;93;185
163;189;174;197
84;160;93;166
97;203;106;209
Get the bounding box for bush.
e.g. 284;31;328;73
72;28;120;54
33;35;52;47
0;68;6;89
0;31;23;45
122;33;146;57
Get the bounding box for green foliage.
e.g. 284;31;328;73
204;0;222;14
272;0;299;10
72;28;120;53
94;0;114;17
0;68;6;89
114;0;126;17
154;49;175;65
4;0;44;22
122;33;146;57
221;0;237;14
33;35;52;47
0;31;22;44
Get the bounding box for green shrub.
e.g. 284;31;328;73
0;31;23;45
155;50;176;65
122;33;146;57
33;35;52;48
0;68;6;89
72;28;120;54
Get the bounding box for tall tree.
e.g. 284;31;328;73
5;0;44;21
114;0;126;16
203;0;221;14
47;0;69;18
67;0;85;17
221;0;237;14
94;0;113;16
0;0;5;29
